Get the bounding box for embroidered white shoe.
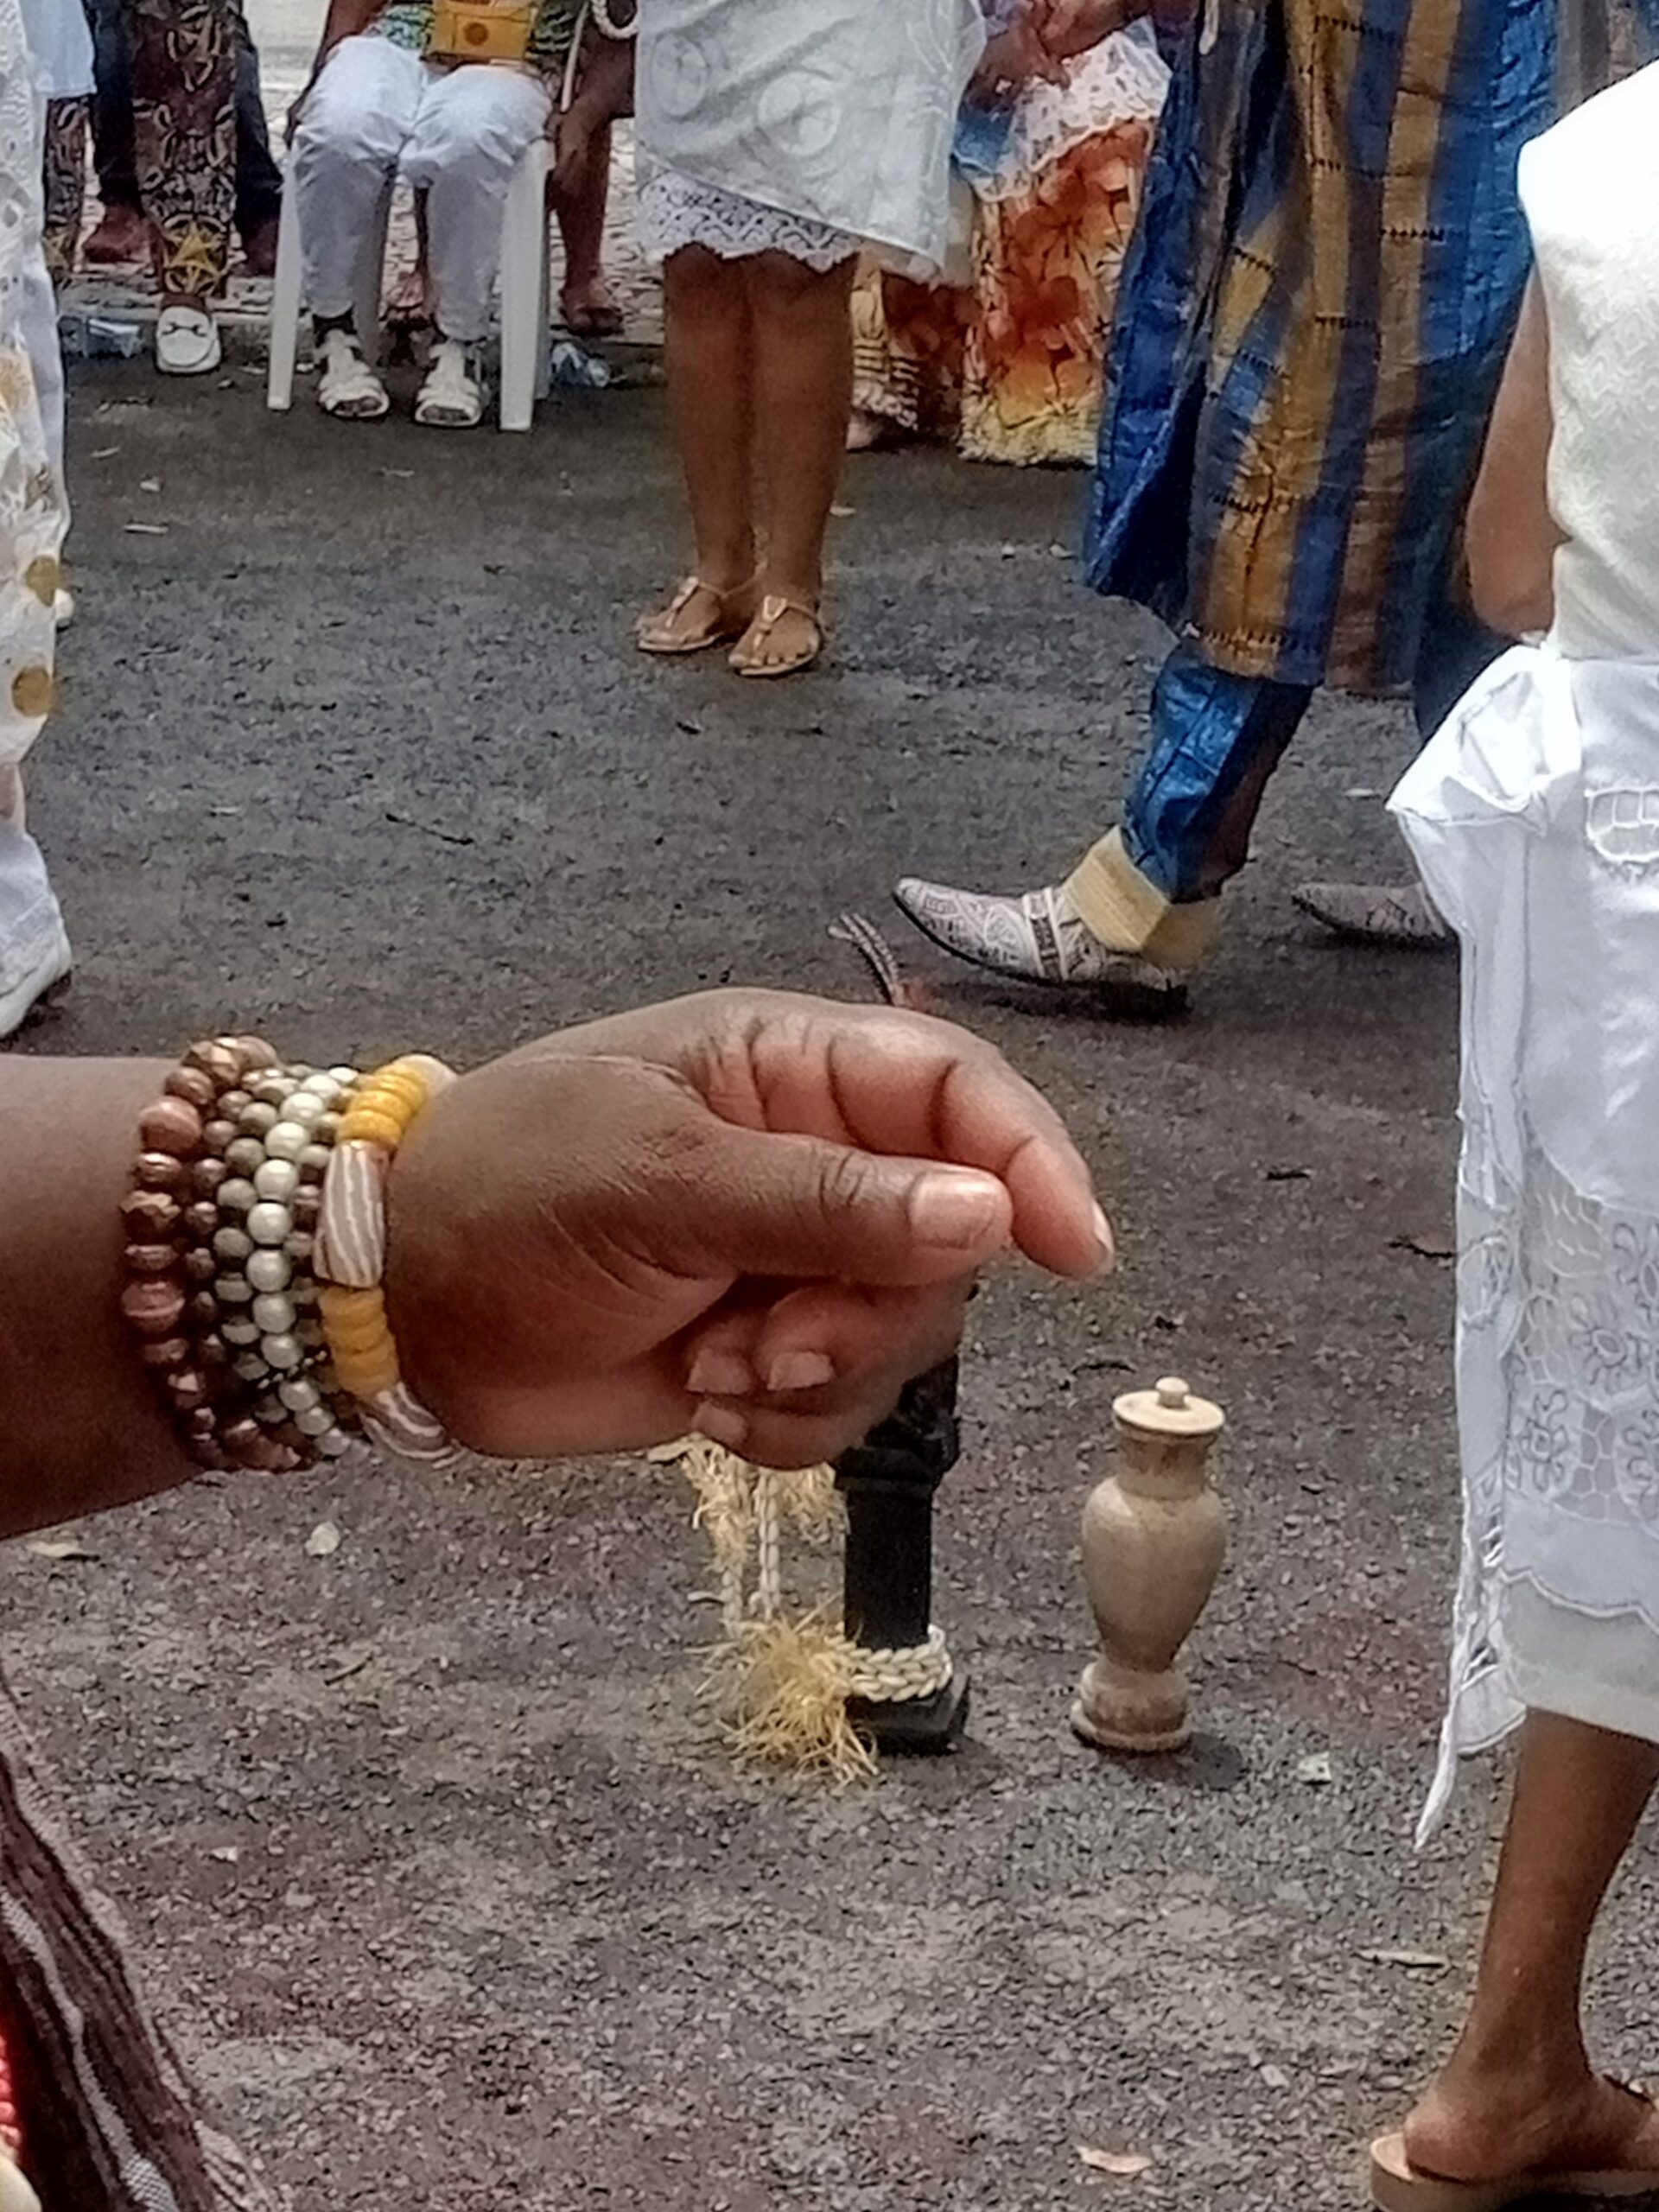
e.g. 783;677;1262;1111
1292;880;1455;948
155;304;221;377
315;328;390;420
414;339;485;429
892;876;1192;995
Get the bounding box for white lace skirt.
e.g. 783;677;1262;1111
637;169;859;272
1393;645;1659;1837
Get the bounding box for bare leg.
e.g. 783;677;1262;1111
640;246;757;652
557;122;619;333
1402;1710;1659;2182
736;250;856;672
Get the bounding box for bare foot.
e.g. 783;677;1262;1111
1402;2063;1659;2183
83;203;149;266
729;595;823;678
638;575;755;655
561;276;623;338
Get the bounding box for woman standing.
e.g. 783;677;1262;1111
1376;56;1659;2212
634;0;983;677
850;9;1166;467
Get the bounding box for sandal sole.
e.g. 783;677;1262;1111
1370;2133;1659;2212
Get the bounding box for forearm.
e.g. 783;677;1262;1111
308;0;382;73
0;1061;196;1536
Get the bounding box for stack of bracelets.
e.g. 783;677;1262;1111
119;1035;459;1476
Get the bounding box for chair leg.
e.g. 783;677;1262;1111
266;192;304;412
498;145;547;432
534;201;552;403
354;180;393;369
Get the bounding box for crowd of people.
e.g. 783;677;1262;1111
6;1;1659;2209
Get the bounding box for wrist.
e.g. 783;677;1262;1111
379;1089;470;1444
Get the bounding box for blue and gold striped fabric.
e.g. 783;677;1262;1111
1086;0;1653;694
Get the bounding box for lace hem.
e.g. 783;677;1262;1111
1424;1122;1659;1836
637;171;859;271
966;26;1168;202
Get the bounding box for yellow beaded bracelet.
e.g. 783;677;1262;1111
316;1054;460;1466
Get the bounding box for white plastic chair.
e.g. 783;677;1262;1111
267;136;552;432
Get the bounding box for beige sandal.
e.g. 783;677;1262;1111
1370;2106;1659;2212
728;594;824;680
638;575;755;657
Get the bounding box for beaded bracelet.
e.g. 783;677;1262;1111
122;1037;362;1473
315;1054;461;1468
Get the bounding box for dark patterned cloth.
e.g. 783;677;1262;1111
0;1669;271;2210
41;97;88;283
120;0;234;300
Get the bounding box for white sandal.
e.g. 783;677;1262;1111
155;304;221;377
414;340;485;429
315;329;390;421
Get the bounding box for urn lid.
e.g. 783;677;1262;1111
1112;1375;1224;1440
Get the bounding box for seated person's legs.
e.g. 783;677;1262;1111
292;35;424;417
399;61;552;427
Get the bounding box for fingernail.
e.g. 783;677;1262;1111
1092;1200;1116;1272
911;1170;1004;1249
686;1351;755;1399
695;1402;749;1452
764;1351;836;1394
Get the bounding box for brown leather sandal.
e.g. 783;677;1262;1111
728;594;825;679
637;575;756;657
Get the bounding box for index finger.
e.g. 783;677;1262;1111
746;1000;1109;1280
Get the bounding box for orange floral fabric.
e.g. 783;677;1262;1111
853;113;1155;467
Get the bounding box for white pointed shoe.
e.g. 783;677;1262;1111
0;916;71;1041
53;586;74;630
893;876;1192;996
415;340;485;429
315;328;390;420
1292;880;1455;948
155;304;221;376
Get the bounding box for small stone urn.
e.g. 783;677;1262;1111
1072;1376;1226;1754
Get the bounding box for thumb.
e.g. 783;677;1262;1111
662;1124;1014;1287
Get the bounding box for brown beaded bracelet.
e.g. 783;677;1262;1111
121;1037;361;1474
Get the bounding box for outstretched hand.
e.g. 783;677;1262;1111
385;990;1110;1467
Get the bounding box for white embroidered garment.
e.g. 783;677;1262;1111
1391;62;1659;1839
634;0;985;277
966;19;1167;204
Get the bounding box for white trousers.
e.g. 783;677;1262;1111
293;35;550;346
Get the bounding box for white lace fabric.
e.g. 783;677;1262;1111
1392;63;1659;1837
637;171;858;270
634;0;984;277
968;21;1168;204
0;0;64;777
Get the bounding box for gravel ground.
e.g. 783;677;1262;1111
7;365;1655;2212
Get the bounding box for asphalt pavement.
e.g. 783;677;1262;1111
4;362;1639;2212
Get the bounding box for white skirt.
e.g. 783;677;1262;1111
1392;644;1659;1838
634;0;983;279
